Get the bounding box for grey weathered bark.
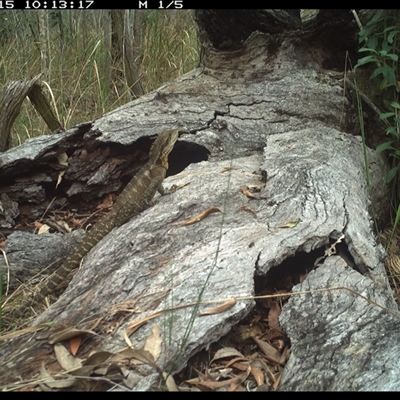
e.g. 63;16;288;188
0;75;41;151
122;9;144;99
0;74;62;152
110;10;144;99
28;82;64;133
0;9;398;391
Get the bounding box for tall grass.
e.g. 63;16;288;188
0;10;199;148
142;10;199;89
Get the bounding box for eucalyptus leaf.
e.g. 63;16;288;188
356;55;376;67
376;142;394;153
386;166;399;183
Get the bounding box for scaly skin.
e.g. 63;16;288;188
6;129;180;320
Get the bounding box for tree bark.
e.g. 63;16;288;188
38;10;48;76
0;74;62;152
0;10;398;391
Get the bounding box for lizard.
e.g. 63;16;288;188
4;128;182;322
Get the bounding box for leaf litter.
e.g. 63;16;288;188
174;294;291;392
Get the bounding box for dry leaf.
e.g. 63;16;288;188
93;363;124;379
185;376;203;385
84;351;114;366
126;348;156;365
262;360;277;385
278;219;300;228
238;206;257;218
195;373;246;391
97;194;114;210
200;298;237;315
125;310;164;336
112;345;157;368
39;362;76;389
48;326;96;344
211;347;244;363
41;376;76;390
250;365;265;386
110;348;147;364
70;335;82;356
69;351;115;378
71;217;83;228
221;167;237;173
253;337;281;364
123;329;134;348
182;207;221;226
54;343;82;371
226;359;249;370
57;219;72;233
267;301;282;331
240;185;258;199
163;372;179;391
38;224;50;234
273;373;282;391
69;365;96;377
108;349;135;363
56;170;65;189
247;184;265;192
0;323;53;342
124;371;141;389
55;153;68;189
187;367;247;391
144;324;162;362
207;367;233;378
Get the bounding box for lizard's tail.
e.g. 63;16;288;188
1;213;117;330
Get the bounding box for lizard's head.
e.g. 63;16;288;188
150;129;180;167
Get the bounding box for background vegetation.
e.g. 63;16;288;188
0;9;199;147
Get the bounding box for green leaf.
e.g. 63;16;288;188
387;30;399;44
380;78;391;90
381;36;394;51
391;102;400;109
386;126;397;136
358;28;371;43
387;70;397;86
367;35;378;50
358;47;377;54
383;26;397;33
386;166;399;183
386;53;399;62
356;55;377;67
376;141;394;152
370;65;390;79
370;9;384;24
380;112;395;119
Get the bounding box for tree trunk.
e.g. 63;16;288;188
38;10;48;77
0;74;63;152
131;10;144;97
0;10;398;391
